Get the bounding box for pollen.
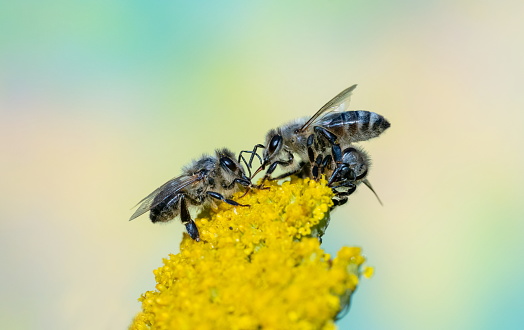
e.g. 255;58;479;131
130;178;371;330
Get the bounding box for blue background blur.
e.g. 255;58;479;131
1;1;523;329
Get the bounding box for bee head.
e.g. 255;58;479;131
216;149;251;186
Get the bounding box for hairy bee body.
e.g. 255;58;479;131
148;157;215;224
131;149;251;241
249;85;390;204
257;112;389;181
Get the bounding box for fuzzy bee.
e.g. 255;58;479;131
245;85;390;203
130;149;251;241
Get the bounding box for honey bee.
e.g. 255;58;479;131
129;148;251;241
246;85;390;202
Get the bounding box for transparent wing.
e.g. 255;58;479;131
299;84;357;132
129;174;202;220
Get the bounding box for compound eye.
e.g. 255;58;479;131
268;135;282;155
220;157;237;172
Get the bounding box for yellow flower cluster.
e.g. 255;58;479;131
130;178;371;330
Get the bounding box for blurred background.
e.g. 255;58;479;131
1;1;523;329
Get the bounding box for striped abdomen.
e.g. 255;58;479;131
149;193;181;223
318;111;390;143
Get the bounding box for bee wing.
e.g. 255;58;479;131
298;84;357;132
129;174;202;220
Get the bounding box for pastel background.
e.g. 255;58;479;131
1;1;523;329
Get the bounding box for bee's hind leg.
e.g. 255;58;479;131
180;196;200;241
330;183;356;207
327;158;357;186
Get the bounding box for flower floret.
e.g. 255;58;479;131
130;178;371;330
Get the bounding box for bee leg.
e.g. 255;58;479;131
328;163;356;186
257;161;278;187
258;154;295;186
307;134;315;163
307;133;327;179
226;178;251;189
327;164;347;186
180;196;200;241
313;126;343;163
331;144;343;164
207;191;250;207
332;197;348;206
239;144;265;168
313;126;338;144
238;148;264;177
238;153;252;177
332;184;356;196
330;182;356;206
312;154;323;180
271;161;306;180
226;178;254;198
319;154;333;176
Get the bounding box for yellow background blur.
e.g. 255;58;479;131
1;1;523;329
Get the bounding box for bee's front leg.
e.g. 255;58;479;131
258;152;295;186
206;191;249;207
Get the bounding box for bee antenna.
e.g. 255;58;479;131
238;153;253;177
362;179;383;206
